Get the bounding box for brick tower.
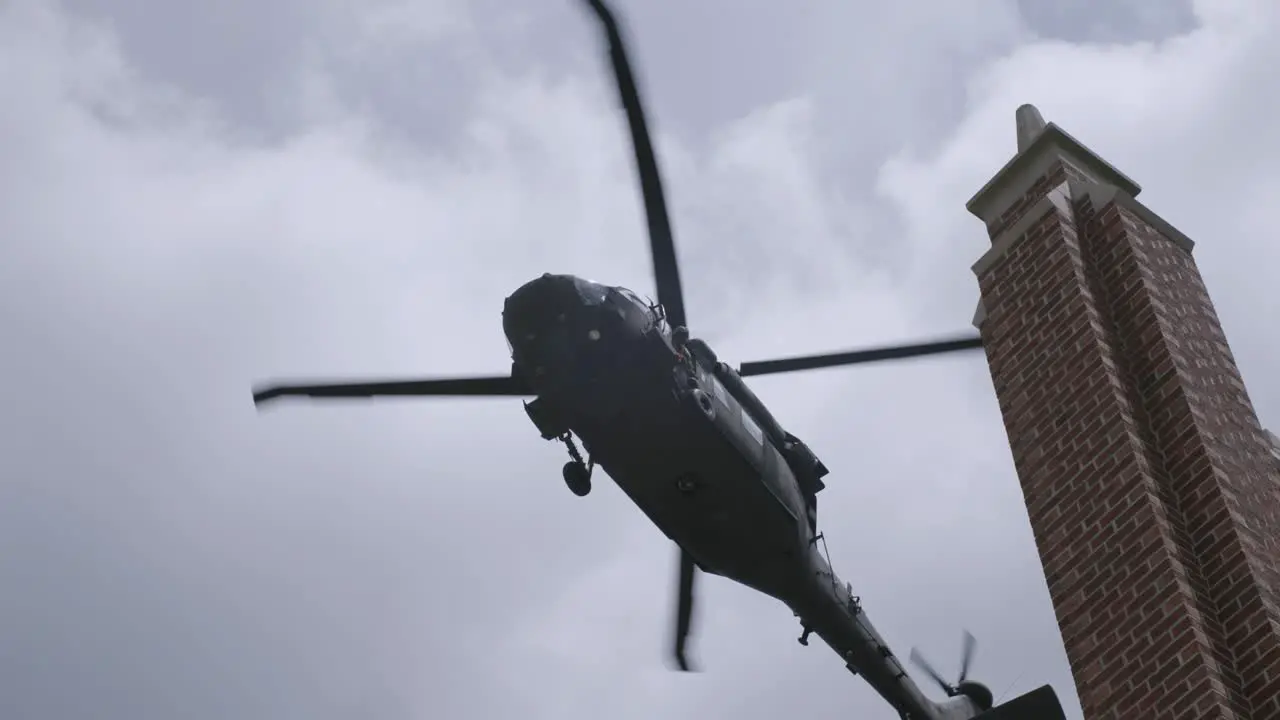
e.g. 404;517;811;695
967;105;1280;719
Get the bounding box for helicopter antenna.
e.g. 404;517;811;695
996;666;1028;704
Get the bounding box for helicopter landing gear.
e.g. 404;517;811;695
792;612;813;646
563;461;592;497
559;432;593;497
798;625;812;646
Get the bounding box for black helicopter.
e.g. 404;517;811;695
252;2;1068;719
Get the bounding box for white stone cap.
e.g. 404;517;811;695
967;103;1142;225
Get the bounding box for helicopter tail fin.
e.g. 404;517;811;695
974;685;1066;720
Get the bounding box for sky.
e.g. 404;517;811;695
1;1;1277;719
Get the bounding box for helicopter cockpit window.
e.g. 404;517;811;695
573;277;609;306
616;287;647;310
613;287;656;330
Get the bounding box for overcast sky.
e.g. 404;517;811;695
2;1;1278;719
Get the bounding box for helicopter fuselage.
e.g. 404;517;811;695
502;273;989;720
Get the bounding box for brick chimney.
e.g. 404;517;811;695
968;104;1280;719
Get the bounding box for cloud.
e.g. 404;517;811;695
2;1;1277;720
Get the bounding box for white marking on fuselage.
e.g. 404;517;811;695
740;408;764;446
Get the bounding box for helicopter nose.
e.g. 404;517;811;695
503;274;567;337
502;274;609;371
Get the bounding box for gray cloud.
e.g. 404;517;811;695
2;1;1277;720
1018;0;1196;44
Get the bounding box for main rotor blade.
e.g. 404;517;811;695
958;630;976;683
673;547;697;672
737;335;984;378
252;375;532;406
580;0;689;330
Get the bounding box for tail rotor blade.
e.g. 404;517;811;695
579;0;688;330
252;375;532;407
909;647;953;695
673;547;698;672
738;335;984;378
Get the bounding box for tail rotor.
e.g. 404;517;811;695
909;630;994;711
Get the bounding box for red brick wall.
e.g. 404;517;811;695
974;160;1280;719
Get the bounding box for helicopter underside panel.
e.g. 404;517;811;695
579;372;812;602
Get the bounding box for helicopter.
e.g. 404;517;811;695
251;1;1069;719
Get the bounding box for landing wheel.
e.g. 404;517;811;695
563;461;592;497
